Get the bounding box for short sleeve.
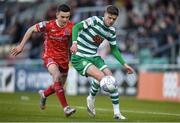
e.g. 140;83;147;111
36;21;47;32
82;16;97;29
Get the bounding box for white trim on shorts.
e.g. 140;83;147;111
100;65;108;71
47;61;58;68
47;62;67;74
83;63;92;75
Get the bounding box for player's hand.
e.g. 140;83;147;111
124;63;134;74
70;42;78;54
10;45;24;56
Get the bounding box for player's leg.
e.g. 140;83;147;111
89;79;100;99
86;65;105;117
71;55;104;95
39;64;65;110
39;76;55;103
109;91;126;120
60;72;76;117
38;84;54;110
71;55;105;117
38;59;56;110
102;68;126;120
85;56;108;116
48;64;76;117
88;56;108;101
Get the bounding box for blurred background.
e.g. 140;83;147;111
0;0;180;102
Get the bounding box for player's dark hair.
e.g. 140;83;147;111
106;5;119;16
57;4;70;12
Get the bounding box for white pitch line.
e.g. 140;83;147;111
75;106;180;117
122;109;180;117
0;101;180;117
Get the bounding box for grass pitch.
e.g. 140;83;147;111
0;92;180;122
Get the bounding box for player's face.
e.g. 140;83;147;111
104;12;117;27
56;11;70;27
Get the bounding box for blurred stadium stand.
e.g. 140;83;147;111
0;0;179;65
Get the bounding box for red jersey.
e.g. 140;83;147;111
36;20;73;65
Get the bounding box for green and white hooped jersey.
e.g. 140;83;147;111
76;16;117;57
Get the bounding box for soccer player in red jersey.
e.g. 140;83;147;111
10;4;76;117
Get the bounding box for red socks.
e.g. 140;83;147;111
53;82;68;108
43;85;55;97
42;82;68;108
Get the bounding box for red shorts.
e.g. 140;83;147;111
43;57;69;74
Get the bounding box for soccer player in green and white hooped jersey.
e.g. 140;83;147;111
70;5;134;120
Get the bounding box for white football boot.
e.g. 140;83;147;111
64;106;76;117
114;114;127;120
86;96;96;117
38;90;46;110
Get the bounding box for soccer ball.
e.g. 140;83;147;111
100;76;118;93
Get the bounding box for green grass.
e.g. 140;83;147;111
0;92;180;122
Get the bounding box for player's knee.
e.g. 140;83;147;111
54;82;63;91
96;72;105;81
52;72;61;82
103;68;113;76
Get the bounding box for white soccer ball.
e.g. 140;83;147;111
100;76;118;93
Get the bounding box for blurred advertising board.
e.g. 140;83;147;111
0;62;138;96
0;67;15;92
138;65;180;102
15;67;52;92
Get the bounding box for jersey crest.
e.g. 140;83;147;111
93;35;104;45
64;28;71;35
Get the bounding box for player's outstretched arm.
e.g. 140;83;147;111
70;22;84;54
10;25;37;56
123;63;134;74
110;44;134;74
